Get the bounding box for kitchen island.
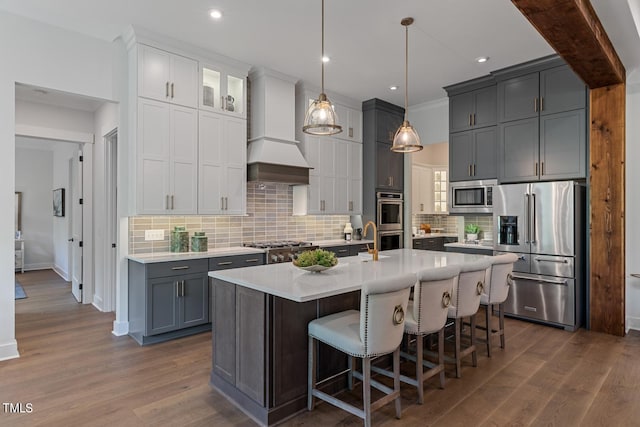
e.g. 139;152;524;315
209;249;487;425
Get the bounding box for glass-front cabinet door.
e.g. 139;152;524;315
200;65;246;118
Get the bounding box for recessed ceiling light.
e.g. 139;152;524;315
322;56;330;63
209;9;222;19
475;56;489;63
389;86;398;91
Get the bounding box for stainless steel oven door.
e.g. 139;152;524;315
377;200;403;231
379;231;403;251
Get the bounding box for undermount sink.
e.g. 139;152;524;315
358;253;390;261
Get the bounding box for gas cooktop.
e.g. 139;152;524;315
243;240;313;249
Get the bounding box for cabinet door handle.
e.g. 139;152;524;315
244;259;259;263
166;82;169;98
217;261;233;266
166;195;169;210
390;176;394;187
176;281;180;297
220;197;224;210
473;164;476;176
171;266;190;270
225;197;228;210
420;203;424;212
541;162;544;176
171;83;174;99
171;195;174;210
349;201;353;211
472;113;476;126
349;127;353;138
468;114;472;126
180;280;185;297
534;97;538;112
468;165;472;176
535;162;539;176
540;97;544;111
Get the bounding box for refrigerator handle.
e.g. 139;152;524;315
524;193;530;244
531;193;537;244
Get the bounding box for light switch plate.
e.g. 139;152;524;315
145;229;165;241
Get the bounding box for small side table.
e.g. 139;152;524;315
15;239;24;274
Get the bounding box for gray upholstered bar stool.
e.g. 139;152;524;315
446;258;492;378
401;265;460;404
307;273;416;427
480;253;518;357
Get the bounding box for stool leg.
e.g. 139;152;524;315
307;336;316;411
416;334;424;404
393;348;402;419
486;304;492;357
470;314;478;368
347;355;354;390
499;303;506;349
455;318;462;378
438;328;445;388
363;357;372;427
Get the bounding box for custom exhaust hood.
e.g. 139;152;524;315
247;67;311;185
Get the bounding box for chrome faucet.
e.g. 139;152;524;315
363;221;379;261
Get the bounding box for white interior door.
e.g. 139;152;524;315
71;150;83;302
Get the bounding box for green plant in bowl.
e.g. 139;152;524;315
293;249;338;272
464;224;480;234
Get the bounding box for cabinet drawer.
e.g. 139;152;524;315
350;244;370;256
209;253;265;270
323;245;351;257
147;259;208;279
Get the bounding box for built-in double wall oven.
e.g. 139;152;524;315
377;192;403;250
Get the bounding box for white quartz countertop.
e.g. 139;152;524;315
314;239;374;247
412;233;458;239
444;242;494;250
126;247;265;264
209;249;488;303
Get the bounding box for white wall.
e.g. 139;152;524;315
15;145;54;270
16;100;95;134
0;10;116;361
626;68;640;331
408;98;449;146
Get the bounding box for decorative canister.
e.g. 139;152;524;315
191;231;208;252
170;226;189;252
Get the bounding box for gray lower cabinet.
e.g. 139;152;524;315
210;279;361;426
128;258;210;345
413;237;458;251
322;243;369;257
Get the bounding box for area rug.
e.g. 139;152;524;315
15;281;26;299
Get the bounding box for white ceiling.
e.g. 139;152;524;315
2;0;639;107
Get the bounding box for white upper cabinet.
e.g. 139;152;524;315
198;111;246;215
334;102;362;142
200;64;246;118
137;98;198;214
138;45;198;108
412;164;448;215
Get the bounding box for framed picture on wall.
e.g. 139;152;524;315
53;188;65;217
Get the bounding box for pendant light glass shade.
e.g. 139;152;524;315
303;0;342;136
391;17;423;153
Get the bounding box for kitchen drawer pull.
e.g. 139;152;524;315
524;305;537;312
510;274;568;286
171;266;190;270
534;257;569;264
217;261;233;266
337;249;348;253
244;259;259;263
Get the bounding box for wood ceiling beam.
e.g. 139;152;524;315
512;0;625;88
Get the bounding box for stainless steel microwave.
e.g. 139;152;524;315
448;179;496;214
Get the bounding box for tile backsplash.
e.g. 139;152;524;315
129;183;349;254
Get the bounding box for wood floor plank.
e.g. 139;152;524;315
3;270;640;427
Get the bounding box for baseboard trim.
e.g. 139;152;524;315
626;316;640;333
92;296;104;312
0;340;20;361
24;263;55;272
52;265;70;281
112;320;129;336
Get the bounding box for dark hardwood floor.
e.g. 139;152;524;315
2;269;639;426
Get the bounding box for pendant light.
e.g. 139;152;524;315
391;17;423;153
303;0;342;136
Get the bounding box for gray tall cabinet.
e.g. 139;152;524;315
494;56;587;183
445;76;498;182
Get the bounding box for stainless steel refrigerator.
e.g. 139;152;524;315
493;181;585;331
